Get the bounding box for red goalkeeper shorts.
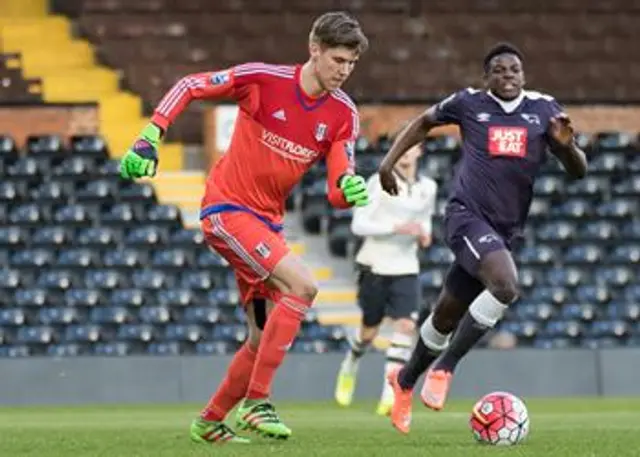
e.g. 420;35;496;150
201;211;290;305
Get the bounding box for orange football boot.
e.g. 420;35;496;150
386;368;413;435
420;369;453;411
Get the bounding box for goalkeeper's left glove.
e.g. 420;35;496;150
339;174;369;207
120;123;162;179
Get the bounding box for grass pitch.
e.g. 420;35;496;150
1;398;639;457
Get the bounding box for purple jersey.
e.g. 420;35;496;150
435;88;564;239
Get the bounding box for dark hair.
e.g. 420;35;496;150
483;42;524;73
310;11;369;54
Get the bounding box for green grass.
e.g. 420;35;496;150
1;398;640;456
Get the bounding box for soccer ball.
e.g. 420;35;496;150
469;391;530;446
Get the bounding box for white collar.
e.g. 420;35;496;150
487;90;525;114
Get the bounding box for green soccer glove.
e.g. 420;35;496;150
339;174;369;207
120;123;162;179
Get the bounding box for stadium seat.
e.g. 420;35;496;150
90;306;132;324
164;324;205;342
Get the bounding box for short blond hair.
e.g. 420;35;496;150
309;11;369;54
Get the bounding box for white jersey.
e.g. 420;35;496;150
353;171;438;276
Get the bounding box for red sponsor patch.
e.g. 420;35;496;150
488;126;528;158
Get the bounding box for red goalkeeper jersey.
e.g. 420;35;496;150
151;63;359;228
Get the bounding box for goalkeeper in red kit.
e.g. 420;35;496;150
119;12;369;443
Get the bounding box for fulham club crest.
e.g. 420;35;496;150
314;123;327;142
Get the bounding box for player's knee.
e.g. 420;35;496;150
487;278;520;305
431;309;457;334
393;318;415;336
289;279;318;303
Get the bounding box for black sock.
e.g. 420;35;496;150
432;311;490;372
397;338;441;390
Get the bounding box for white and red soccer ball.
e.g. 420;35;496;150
469;391;530;446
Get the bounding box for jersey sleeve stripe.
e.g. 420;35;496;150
234;62;295;74
157;76;206;116
331;89;358;113
234;63;295;78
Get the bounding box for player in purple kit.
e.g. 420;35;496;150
378;43;588;434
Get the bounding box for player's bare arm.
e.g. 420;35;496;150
547;113;588;179
378;106;441;195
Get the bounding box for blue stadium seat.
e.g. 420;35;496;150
117;323;157;342
301;179;329;234
529;286;569;305
513;301;555;321
31;180;74;202
138;306;171;324
93;342;133;356
623;285;640;303
595;266;633;288
0;226;28;247
499;320;539;339
612;175;640;197
605;302;640;321
26;134;65;158
588;152;627;175
0;308;26;325
621;221;640;241
52;156;94;179
195;341;236;355
70;134;108;159
90;306;132;324
565;177;609;199
38;307;81;325
591;131;633;151
182;307;222;324
76;179;117;202
65;288;105;308
100;202;142;226
36;270;76;290
212;324;247;342
119;182;156;203
518;267;541;289
151;248;192;269
131;270;170;290
57;248;100;268
197;249;229;268
545;267;587;288
0;180;27;203
164;324;205;342
97;159;121;177
9;203;50;226
609;244;640;264
85;269;125;290
573;285;611;304
77;227;121;247
0;345;31;357
181;271;215;291
551;198;593;220
47;343;85;357
0;135;18;164
596;199;636;219
156;288;199;308
517;245;556;265
109;289;145;308
148;342;183;356
170;227;204;247
419;270;445;289
537;221;576;243
327;208;354;257
527;197;551;221
125;225;168;247
14;288;49;307
53;203;94;227
542;320;583;338
578;220;618;243
16;325;56;344
103;249;146;269
11;248;55;269
564;244;604;265
585;320;630;339
32;226;72;247
533;175;565;197
559;303;598;322
147;204;182;228
6;156;47;179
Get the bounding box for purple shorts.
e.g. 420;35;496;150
444;202;509;276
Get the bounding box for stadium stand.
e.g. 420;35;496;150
47;0;640;143
0;134;346;357
0;53;43;103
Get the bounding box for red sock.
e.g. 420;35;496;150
246;293;310;399
201;343;257;421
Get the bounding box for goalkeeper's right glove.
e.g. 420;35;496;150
120;123;162;179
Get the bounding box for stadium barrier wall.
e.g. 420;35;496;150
2;349;640;405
